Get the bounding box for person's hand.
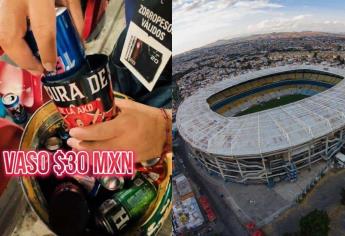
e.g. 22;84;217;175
0;0;83;75
67;99;172;163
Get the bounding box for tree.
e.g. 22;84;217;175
299;209;330;236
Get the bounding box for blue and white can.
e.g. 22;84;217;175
0;97;6;117
2;93;27;124
54;7;85;76
25;7;86;78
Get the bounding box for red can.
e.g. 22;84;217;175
137;158;166;186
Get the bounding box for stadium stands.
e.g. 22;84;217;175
177;66;345;184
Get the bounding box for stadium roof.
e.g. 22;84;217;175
176;65;345;156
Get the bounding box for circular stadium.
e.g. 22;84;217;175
176;65;345;184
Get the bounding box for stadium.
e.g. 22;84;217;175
176;65;345;184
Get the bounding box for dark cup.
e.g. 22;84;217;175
42;54;115;129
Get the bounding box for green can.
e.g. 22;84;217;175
96;174;157;234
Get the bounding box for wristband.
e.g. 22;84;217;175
160;108;172;158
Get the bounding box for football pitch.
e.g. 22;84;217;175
236;94;309;116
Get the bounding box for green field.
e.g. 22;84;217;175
235;94;309;116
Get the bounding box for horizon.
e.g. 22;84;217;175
173;30;345;56
173;0;345;55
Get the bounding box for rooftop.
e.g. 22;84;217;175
176;65;345;156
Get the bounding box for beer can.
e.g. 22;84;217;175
141;168;167;186
26;7;85;77
49;182;90;236
96;174;157;234
0;97;6;117
73;175;101;197
137;158;167;185
98;176;125;191
2;93;27;124
54;7;85;76
42;54;115;129
44;136;63;152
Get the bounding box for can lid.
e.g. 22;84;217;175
56;7;67;16
45;136;62;151
141;157;160;167
2;93;19;107
99;176;125;191
73;175;97;193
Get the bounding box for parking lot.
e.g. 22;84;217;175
264;168;345;235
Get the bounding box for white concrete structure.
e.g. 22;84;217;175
177;65;345;184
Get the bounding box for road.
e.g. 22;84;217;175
264;168;345;236
174;136;248;236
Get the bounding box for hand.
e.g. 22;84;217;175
0;0;83;75
67;99;172;163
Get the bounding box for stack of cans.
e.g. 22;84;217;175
96;174;157;235
24;7;161;235
39;123;158;235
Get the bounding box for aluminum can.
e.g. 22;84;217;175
2;93;27;124
137;158;167;186
0;96;7;117
99;176;125;191
54;7;85;76
42;54;115;129
141;157;160;167
96;174;157;234
73;175;101;197
49;182;90;235
44;136;63;152
25;7;85;77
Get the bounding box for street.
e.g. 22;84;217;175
174;135;248;236
264;168;345;236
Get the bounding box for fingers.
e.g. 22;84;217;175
0;0;43;74
115;98;138;111
56;0;84;36
67;137;143;162
67;137;122;151
66;138;98;151
67;138;99;151
28;0;57;72
1;38;43;75
66;0;84;37
69;117;125;141
69;100;137;141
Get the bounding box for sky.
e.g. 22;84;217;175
173;0;345;55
